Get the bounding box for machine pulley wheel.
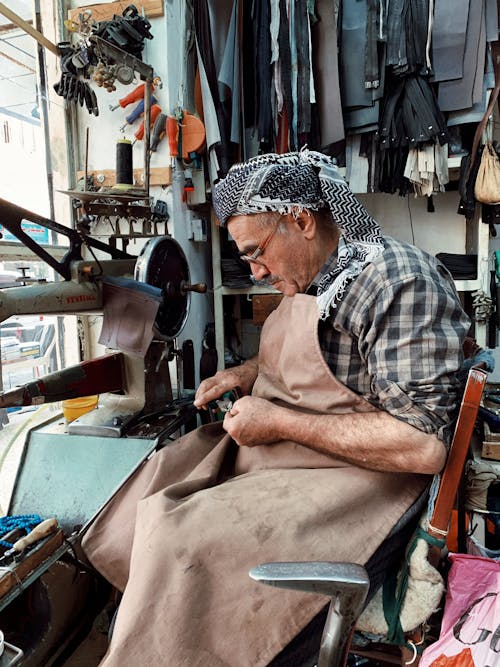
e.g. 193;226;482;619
134;236;190;339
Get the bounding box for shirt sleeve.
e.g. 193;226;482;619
355;269;471;443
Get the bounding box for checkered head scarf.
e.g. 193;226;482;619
212;149;384;318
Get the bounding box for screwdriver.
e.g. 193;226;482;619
120;95;158;131
133;104;162;143
166;115;179;167
150;112;167;152
109;82;154;111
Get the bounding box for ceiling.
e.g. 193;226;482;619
0;1;40;124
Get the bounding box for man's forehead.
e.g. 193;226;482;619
226;216;260;249
227;214;261;236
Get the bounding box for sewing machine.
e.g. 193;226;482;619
0;198;207;664
0;197;207;430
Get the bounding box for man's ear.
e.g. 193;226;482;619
294;210;316;239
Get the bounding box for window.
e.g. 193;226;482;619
0;12;77;429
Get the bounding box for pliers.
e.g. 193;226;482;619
215;398;233;413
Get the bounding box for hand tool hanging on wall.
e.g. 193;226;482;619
166;115;180;167
120;95;158;131
53;42;99;115
150;112;168;151
109;82;155;111
133;104;162;143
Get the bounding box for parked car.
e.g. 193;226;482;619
0;316;46;343
1;316;57;389
0;320;23;340
0;334;21;362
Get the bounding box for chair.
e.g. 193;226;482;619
250;366;488;667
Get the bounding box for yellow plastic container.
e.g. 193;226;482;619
62;395;98;422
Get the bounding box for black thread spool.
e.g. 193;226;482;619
116;139;133;188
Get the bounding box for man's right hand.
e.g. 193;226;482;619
194;358;259;410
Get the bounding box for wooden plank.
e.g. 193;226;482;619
482;422;500;460
0;529;64;599
77;166;172;188
0;2;59;55
69;1;164;23
482;441;500;461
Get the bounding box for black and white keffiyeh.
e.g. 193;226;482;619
212;149;384;317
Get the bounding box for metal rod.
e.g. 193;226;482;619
144;77;152;194
85;127;89;189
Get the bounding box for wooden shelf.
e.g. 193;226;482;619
68;1;164;23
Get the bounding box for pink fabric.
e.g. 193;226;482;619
420;553;500;667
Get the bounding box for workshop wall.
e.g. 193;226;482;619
359;192;466;255
66;1;213;390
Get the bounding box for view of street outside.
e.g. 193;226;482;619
0;0;56;398
1;314;58;390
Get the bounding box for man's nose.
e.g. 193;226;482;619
250;262;269;281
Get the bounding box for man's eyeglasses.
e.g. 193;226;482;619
238;223;280;265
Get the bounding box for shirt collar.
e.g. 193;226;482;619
306;247;339;295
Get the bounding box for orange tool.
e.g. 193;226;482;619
109;82;153;111
179;112;206;158
134;104;162;142
166;115;179;167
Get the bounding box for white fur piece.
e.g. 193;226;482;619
356;536;444;635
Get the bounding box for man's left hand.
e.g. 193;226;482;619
223;396;282;446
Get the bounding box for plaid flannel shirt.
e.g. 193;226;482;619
308;236;471;443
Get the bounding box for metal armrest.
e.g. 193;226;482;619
249;561;369;667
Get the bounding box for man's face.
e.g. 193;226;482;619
227;214;315;296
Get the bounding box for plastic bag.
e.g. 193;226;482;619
419;553;500;666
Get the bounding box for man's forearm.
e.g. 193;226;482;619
275;406;447;474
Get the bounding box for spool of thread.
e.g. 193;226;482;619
116;139;133;188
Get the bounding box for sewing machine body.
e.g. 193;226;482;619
0;258;136;322
0;201;204;664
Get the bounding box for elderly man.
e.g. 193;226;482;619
82;150;470;667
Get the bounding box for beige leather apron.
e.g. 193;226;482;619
83;294;428;667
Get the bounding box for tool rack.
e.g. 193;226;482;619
61;36;158;239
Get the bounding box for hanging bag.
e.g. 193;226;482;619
466;39;500;207
474;142;500;205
